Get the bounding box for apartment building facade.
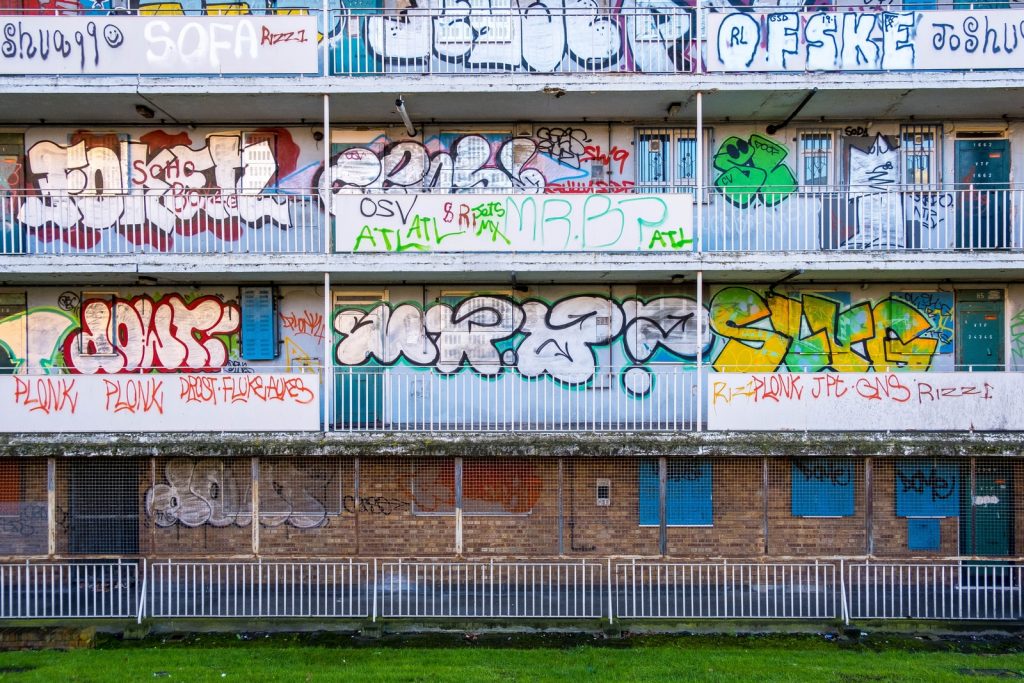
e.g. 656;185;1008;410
0;1;1021;622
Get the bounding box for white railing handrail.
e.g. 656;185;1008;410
0;557;1018;621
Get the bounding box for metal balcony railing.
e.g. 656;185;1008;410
702;184;1021;252
0;190;325;255
4;184;1010;256
330;5;696;76
330;365;697;432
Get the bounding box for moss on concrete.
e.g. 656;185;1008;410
1;431;1023;459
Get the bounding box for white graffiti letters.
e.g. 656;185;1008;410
333;294;706;383
145;458;251;528
20;132;290;241
516;296;623;380
359;0;690;73
65;294;240;374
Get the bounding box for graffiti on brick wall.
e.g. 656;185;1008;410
342;0;694;74
712;134;796;208
63;294;240;374
146;458;252;528
20;129;299;251
319;129;632;199
709;287;941;372
413;461;542;515
333;294;710;397
145;458;337;529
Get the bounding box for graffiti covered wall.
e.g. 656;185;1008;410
709;9;1024;73
0;286;323;375
331;283;958;391
0;286;325;430
0;121;1006;254
337;0;695;75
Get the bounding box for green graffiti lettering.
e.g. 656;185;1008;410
713;134;797;208
353;225;377;252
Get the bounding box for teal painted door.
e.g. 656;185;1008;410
960;462;1013;557
955;139;1011;248
336;365;384;428
333;306;384;428
956;293;1004;371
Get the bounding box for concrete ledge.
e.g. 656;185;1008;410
2;430;1024;458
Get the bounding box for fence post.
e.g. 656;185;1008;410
137;558;147;624
607;557;613;624
840;559;849;625
371;557;377;623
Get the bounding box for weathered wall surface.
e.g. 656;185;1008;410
2;121;1020;254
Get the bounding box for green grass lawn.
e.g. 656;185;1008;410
0;632;1021;682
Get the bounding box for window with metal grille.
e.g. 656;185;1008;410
791;458;855;517
638;459;713;527
634;127;707;193
77;291;119;357
59;459;141;555
0;133;23;190
438;291;515;368
241;131;279;191
0;459;46;556
67;132;127;194
900;124;942;187
797;130;836;187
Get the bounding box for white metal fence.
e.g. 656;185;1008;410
147;560;370;618
0;558;1018;623
330;6;695;76
702;184;1021;252
332;367;696;432
0;560;139;619
377;560;603;618
615;561;839;619
1;186;1021;255
0;191;325;255
847;562;1023;621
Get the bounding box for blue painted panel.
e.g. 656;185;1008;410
895;462;959;518
792;459;854;517
908;518;941;551
241;287;277;361
639;460;713;526
638;460;659;526
667;461;712;526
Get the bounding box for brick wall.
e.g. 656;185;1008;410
28;455;1024;560
766;458;868;557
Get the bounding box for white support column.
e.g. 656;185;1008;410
323;93;332;255
695;90;703;252
695;0;703;75
454;457;463;556
695;90;705;434
321;0;330;77
658;457;667;556
323;271;332;433
46;458;55;557
696;269;704;432
251;457;260;556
